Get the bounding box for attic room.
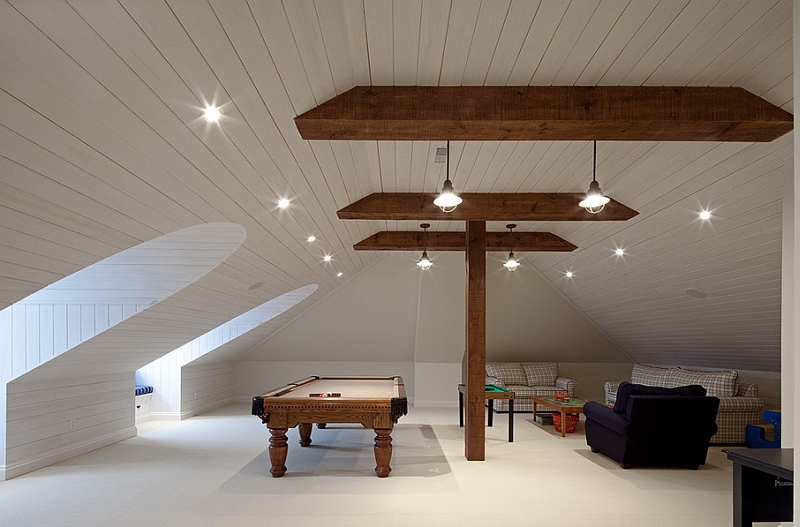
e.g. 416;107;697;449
0;0;797;525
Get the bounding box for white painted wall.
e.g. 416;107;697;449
239;253;633;406
236;361;415;402
181;362;235;418
138;323;258;419
783;160;795;444
137;285;318;420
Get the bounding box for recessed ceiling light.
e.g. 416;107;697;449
615;248;624;256
337;272;343;277
565;271;573;278
699;210;712;220
247;281;264;291
203;106;221;122
278;198;290;209
307;235;316;242
685;288;706;299
323;255;332;262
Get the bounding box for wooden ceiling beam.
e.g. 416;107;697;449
337;193;638;221
295;86;792;142
354;231;577;252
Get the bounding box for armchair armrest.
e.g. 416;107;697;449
555;377;576;394
604;381;622;405
584;401;630;436
717;396;763;413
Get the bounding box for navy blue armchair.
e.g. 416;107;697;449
584;382;720;469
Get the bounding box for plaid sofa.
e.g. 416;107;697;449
604;364;763;444
485;362;576;412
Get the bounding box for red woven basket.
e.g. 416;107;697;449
552;412;580;433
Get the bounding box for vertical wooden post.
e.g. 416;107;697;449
464;220;486;460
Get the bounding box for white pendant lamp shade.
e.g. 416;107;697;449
417;223;432;270
503;251;520;271
417;250;433;270
503;224;520;271
433;179;462;212
579;141;611;214
434;141;461;212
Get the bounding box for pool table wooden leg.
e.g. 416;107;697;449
268;428;289;477
298;423;313;446
373;428;393;478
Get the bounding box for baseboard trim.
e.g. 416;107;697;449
411;399;457;408
1;426;137;481
149;411;186;422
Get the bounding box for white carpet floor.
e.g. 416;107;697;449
0;403;782;526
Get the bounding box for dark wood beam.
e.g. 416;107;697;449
353;231;577;252
464;221;486;461
295;86;792;142
338;193;638;221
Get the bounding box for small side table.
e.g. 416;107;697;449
458;384;515;442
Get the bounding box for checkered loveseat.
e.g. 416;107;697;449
485;362;576;412
604;364;763;444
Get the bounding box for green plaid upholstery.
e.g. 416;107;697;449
485;362;576;412
604;364;763;443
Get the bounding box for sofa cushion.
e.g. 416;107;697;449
485;362;527;386
631;364;679;387
613;382;707;414
674;367;738;398
523;362;558;387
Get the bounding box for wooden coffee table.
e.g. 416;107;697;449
532;395;588;437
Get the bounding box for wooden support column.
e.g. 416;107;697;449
464;220;486;461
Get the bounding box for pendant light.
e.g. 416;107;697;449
578;141;611;214
416;223;433;270
503;224;520;271
433;141;462;213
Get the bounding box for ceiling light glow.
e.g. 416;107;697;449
615;248;624;256
565;271;573;278
337;271;343;277
307;235;316;242
278;198;290;208
700;210;711;220
203;106;221;122
323;255;332;262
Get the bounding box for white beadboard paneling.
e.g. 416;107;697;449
4;372;134;478
0;0;795;477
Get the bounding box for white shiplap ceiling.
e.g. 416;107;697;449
0;0;793;372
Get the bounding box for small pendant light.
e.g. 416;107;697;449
433;141;462;213
503;224;520;271
416;223;433;270
578;141;611;214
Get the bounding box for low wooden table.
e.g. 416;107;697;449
532;395;588;437
458;384;515;442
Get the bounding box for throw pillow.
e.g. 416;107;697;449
485;363;527;386
613;382;707;414
523;362;558;386
631;364;678;387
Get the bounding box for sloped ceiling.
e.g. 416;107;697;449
0;0;793;373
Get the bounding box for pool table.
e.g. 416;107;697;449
252;375;408;477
